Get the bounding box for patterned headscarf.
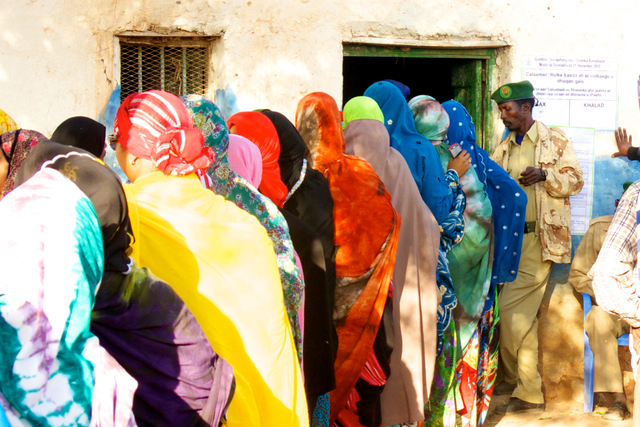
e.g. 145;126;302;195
408;95;450;142
0;108;18;136
181;95;304;360
1;129;47;196
228;134;263;188
114;90;213;176
227;112;289;207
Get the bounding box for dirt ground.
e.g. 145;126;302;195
485;392;634;426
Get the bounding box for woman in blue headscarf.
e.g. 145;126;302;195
444;99;526;427
442;100;527;288
363;81;469;226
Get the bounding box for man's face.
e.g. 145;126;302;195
498;101;528;132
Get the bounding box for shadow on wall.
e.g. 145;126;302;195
215;85;239;121
592;155;640;217
98;85;128;183
539;264;585;407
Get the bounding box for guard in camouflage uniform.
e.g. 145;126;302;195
490;80;584;414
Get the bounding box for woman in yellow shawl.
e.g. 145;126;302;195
112;90;308;427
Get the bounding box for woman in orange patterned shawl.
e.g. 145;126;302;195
296;92;400;427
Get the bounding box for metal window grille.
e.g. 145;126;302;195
120;40;209;101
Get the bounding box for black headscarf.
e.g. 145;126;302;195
261;110;309;190
51;116;106;158
15;141;132;273
262;110;339;395
261;111;335;259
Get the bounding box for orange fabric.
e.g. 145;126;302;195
295;92;400;422
296;93;395;277
330;224;399;421
227;112;288;207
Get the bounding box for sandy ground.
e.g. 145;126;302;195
485;393;634;426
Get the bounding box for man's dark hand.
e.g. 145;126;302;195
612;127;633;158
518;166;545;186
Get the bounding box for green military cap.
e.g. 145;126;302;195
623;181;633;192
491;80;535;104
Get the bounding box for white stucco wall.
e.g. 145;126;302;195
1;0;638;154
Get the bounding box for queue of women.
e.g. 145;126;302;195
0;80;526;427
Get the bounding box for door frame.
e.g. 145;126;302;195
343;43;498;149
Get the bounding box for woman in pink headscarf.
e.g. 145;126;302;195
113;90;308;427
227;134;263;188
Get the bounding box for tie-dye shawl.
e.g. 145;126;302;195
409;95;450;142
0;168;132;426
181;94;304;360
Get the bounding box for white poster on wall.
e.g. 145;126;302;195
522;56;618;131
556;126;595;234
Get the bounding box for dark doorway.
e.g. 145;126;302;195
342;56;474;105
342;44;498;147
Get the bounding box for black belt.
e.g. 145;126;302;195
524;221;536;234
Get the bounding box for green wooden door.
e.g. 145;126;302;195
451;59;484;146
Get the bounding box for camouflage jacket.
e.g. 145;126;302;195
491;121;584;264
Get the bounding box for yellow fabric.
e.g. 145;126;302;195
0;108;18;136
123;171;309;427
507;125;538;223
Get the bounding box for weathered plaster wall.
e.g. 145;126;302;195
3;0;640;407
3;0;640;140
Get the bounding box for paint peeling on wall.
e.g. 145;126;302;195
215;84;240;121
592;155;640;218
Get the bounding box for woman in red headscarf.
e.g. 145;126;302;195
226;111;289;207
113;90;308;427
296;92;400;427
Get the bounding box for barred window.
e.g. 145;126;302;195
119;37;211;101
